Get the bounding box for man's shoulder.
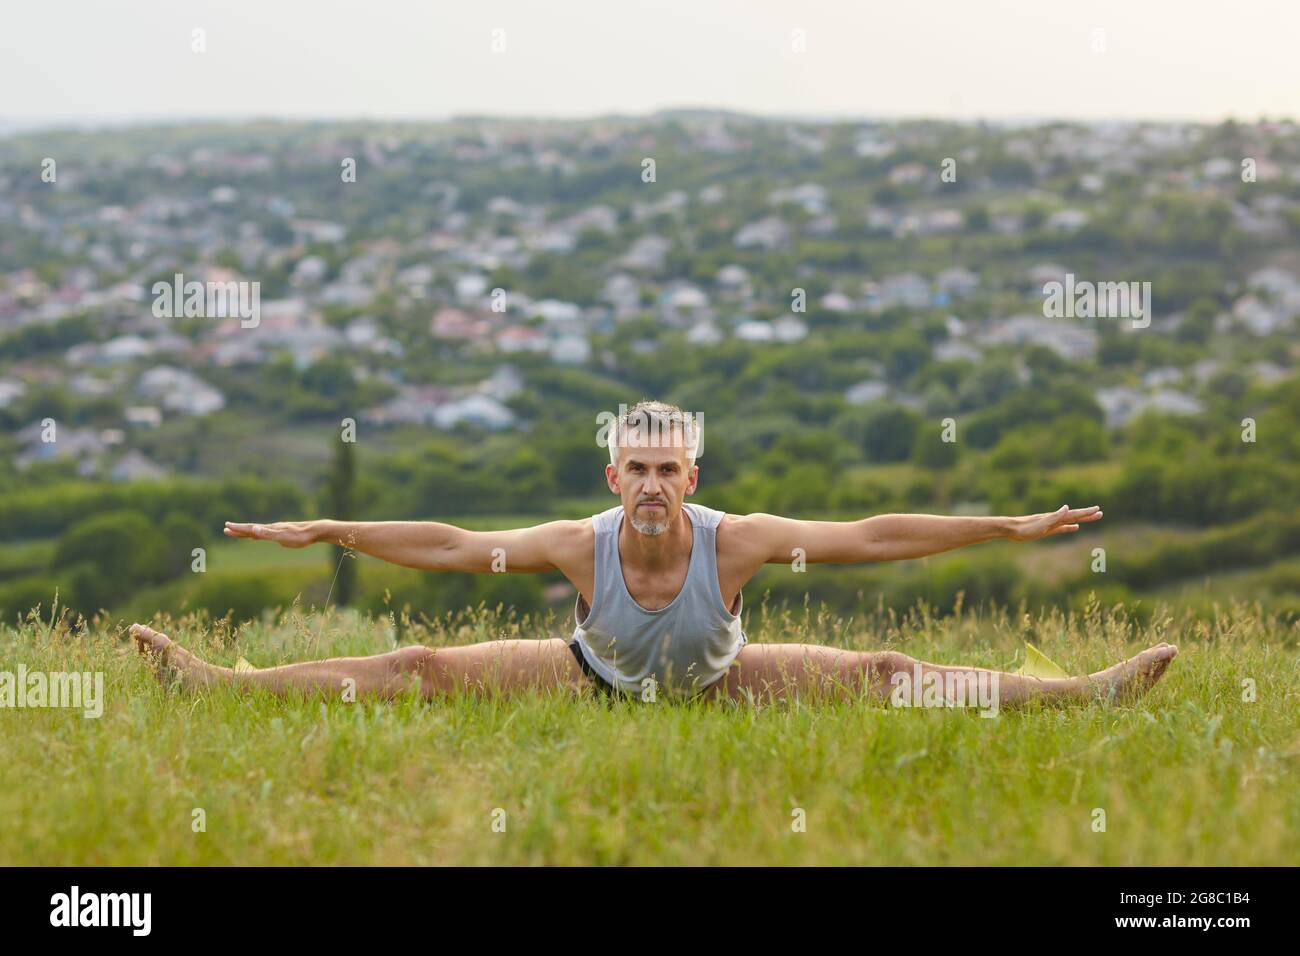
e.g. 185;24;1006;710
551;515;596;541
714;511;771;553
711;512;785;575
539;515;596;565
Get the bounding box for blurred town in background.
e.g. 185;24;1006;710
2;112;1298;625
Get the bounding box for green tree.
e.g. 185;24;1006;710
53;511;170;612
321;437;358;605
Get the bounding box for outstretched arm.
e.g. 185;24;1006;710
738;505;1103;565
223;518;585;573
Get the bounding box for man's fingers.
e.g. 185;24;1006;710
224;521;272;540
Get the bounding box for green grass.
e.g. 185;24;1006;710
1;600;1297;865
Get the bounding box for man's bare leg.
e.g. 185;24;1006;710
129;624;589;701
702;642;1178;706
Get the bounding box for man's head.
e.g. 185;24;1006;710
605;401;701;536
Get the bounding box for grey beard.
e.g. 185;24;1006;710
629;515;669;535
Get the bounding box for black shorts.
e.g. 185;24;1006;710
567;641;729;700
568;640;637;699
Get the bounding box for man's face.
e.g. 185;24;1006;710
606;439;697;536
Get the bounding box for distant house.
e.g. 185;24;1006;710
715;264;753;302
0;379;25;408
455;273;489;301
291;219;347;244
1251;361;1286;384
110;450;168;482
772;317;808;342
125;406;163;428
15;424;106;472
877;272;931;310
991;211;1024;235
734;321;775;343
768;183;829;215
209;337;266;367
928;210;966;233
1142;367;1184;388
434;394;516;431
476;365;524;401
550;335;591;365
1232;202;1286;239
1048;209;1089;232
686;321;722;346
137;365;226;416
496;325;549;354
936;268;979;299
530;299;583;325
487;196;525;217
734;217;790;251
396;264;435;292
845;381;889;405
854;135;896;159
619;235;671;272
561;204;619;235
660;284;711;321
346;317;403;356
633;190;689;222
290;255;328;287
1247;267;1300;314
820;291;855;313
1147;389;1204;417
1232;296;1288;335
980;315;1098;361
602;274;642;318
529;229;577;254
888;162;927;185
933;340;982;363
806;214;837;236
67;334;154;366
345;317;380;346
865;207;895;233
1094;386;1203;428
1201;157;1236;180
431;308;491;341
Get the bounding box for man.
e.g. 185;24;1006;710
131;400;1177;707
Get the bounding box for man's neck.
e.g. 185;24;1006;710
620;507;692;571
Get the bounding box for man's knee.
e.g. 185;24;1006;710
866;650;913;685
390;645;437;676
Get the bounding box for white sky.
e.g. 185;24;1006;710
3;0;1297;125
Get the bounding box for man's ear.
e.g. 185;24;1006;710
605;462;619;494
686;463;699;494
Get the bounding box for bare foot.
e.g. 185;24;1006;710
130;624;227;692
1087;642;1178;702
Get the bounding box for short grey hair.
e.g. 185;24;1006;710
608;400;701;468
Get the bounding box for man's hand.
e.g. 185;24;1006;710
1007;505;1103;542
223;520;320;548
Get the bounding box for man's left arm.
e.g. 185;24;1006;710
743;505;1103;565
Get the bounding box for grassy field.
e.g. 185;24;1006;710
1;599;1297;865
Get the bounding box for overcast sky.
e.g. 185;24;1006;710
3;0;1297;127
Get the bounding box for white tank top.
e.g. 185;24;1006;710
570;502;747;698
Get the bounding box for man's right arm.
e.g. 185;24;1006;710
223;519;585;574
